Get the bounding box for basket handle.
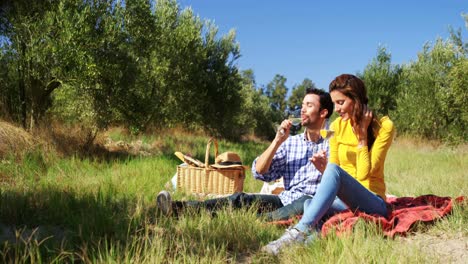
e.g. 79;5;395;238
205;137;219;168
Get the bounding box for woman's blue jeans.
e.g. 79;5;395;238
294;163;388;233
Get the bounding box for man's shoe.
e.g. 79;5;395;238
261;228;306;255
156;190;172;216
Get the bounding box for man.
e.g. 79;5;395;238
157;88;334;221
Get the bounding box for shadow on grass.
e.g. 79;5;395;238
0;186;142;262
0;187;282;262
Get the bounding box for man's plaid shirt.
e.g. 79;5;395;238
252;131;329;206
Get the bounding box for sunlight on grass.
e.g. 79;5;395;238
0;132;466;263
385;138;467;197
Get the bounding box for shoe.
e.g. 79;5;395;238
261;228;306;255
304;231;318;245
156;190;172;216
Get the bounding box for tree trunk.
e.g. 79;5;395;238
18;41;28;129
29;107;34;131
18;61;27;129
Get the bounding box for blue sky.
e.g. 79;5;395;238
178;0;466;91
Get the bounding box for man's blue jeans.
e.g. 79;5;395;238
178;192;313;221
264;195;313;221
294;163;388;233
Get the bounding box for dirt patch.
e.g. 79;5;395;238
398;232;467;263
102;137;155;157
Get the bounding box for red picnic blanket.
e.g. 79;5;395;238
271;195;465;237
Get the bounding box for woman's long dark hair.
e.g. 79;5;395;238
329;74;379;149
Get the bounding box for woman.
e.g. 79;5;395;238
262;74;395;255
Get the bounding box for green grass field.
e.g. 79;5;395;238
0;131;466;263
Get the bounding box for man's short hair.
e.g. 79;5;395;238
305;88;334;118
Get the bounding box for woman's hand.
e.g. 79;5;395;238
353;105;373;147
310;149;327;174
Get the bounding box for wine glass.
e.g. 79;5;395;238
289;116;302;126
320;119;334;140
289;108;302;135
278;108;302;135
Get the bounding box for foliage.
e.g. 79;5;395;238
288;78;318;110
359;46;402;116
235;70;279;140
1;1;467;144
0;43;17;120
358;18;467;144
0;0;245;140
0;1;67;128
265;74;288;113
48;84;96;127
391;35;467;144
446;59;468;142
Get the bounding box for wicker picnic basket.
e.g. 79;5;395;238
176;138;245;195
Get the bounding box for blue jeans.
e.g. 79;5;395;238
178;192;309;221
294;163;388;233
264;195;313;221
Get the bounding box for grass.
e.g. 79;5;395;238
0;129;466;263
385;136;467;197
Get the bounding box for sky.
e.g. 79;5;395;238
177;0;467;91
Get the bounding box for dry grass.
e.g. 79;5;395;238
394;135;468;153
3;120;466;164
0;121;217;162
0;120;36;160
0;120;108;161
35;121;104;156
